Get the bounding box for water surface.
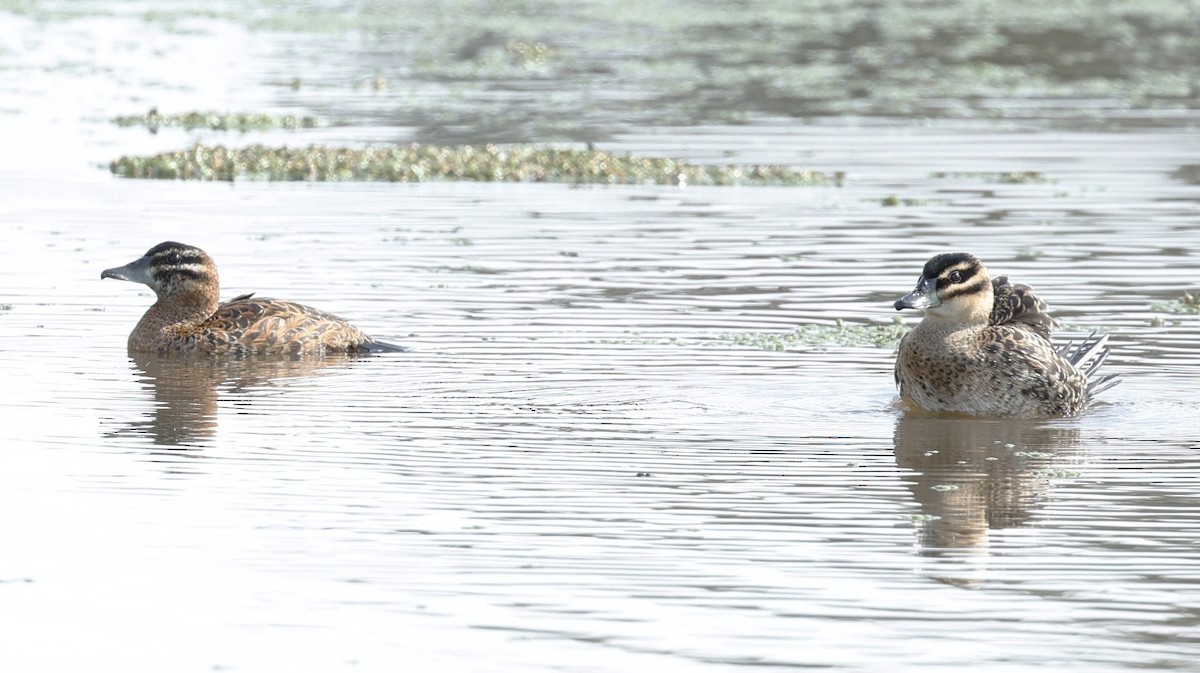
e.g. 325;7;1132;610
1;3;1199;672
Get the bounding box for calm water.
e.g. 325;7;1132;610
1;4;1199;672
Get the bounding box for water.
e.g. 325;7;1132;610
1;3;1199;671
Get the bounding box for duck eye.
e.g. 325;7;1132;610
167;252;180;265
948;270;963;283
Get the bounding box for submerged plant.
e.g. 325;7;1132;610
110;143;844;186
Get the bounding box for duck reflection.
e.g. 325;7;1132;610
114;350;360;447
893;412;1080;554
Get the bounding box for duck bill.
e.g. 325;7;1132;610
101;255;154;285
894;276;940;311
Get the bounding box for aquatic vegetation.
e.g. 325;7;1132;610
715;319;909;350
113;108;320;133
13;1;1200;141
350;76;390;91
1057;323;1113;333
881;195;927;206
906;513;939;522
1012;451;1056;459
110;144;843;185
506;40;552;68
1152;291;1200;314
1036;469;1082;479
597;319;908;350
930;171;1054;184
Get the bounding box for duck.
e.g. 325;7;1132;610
101;241;406;355
892;252;1117;418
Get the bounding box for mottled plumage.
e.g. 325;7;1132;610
893;252;1117;418
102;241;405;355
988;276;1053;342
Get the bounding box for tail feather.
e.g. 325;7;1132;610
1088;374;1121;399
1060;332;1120;399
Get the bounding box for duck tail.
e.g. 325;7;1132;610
1061;332;1120;398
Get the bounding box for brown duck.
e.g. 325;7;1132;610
893;252;1117;418
102;241;405;355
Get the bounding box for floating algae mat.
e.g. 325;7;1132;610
113;109;320;133
605;320;910;350
109;144;843;185
929;171;1054;184
715;320;910;350
1153;291;1200;314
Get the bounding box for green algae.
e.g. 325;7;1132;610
505;40;552;68
109;143;843;185
113;108;321;133
930;171;1054;184
881;195;927;206
1057;323;1114;333
595;319;908;350
1152;291;1200;314
714;319;909;350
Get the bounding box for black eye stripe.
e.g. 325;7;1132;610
154;253;204;266
158;268;208;282
939;266;978;286
942;279;989;299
